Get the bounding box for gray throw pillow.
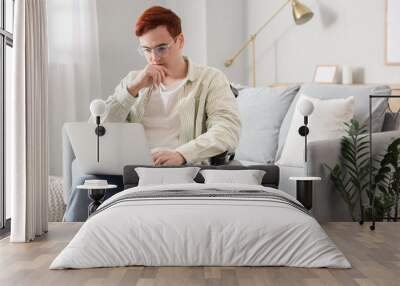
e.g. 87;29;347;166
234;85;300;164
276;83;390;161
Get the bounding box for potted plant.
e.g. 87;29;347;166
325;119;399;223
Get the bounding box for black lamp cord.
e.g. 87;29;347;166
96;116;100;162
298;116;309;164
304;116;308;163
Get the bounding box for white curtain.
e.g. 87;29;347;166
47;0;102;176
9;0;49;242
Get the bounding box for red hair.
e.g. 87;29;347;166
135;6;182;38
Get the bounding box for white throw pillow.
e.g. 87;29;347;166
135;167;200;186
276;95;354;167
200;169;266;185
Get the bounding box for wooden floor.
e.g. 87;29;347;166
0;222;399;286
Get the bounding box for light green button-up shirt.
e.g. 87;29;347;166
94;57;241;164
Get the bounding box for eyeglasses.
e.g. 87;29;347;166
137;38;177;58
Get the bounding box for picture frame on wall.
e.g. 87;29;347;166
386;0;400;65
313;65;338;83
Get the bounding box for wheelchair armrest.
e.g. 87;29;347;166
210;151;235;166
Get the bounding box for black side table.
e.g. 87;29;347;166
289;177;321;210
77;184;117;216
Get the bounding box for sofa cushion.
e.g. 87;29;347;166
234;85;300;164
382;112;400;131
276;83;390;161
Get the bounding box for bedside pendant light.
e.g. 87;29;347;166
297;98;314;164
90;99;106;162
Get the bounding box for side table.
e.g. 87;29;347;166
77;184;117;216
289;177;321;210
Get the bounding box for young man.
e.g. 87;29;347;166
96;6;241;166
64;6;240;222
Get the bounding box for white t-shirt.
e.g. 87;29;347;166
141;79;187;151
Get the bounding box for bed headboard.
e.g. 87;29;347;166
123;164;280;189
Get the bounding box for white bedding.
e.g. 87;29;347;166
50;183;351;269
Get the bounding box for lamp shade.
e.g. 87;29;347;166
90;99;106;117
291;0;314;25
298;98;314;116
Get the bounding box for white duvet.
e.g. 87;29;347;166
50;183;351;269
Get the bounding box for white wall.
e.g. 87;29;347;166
246;0;400;85
96;0;162;97
165;0;208;65
206;0;246;83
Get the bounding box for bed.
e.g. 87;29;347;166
50;165;350;269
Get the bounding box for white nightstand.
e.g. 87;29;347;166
77;184;117;216
289;177;321;210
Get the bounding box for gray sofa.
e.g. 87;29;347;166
234;83;395;221
62;83;397;222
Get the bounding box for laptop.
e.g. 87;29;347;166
65;122;153;175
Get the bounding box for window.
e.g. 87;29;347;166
0;0;14;232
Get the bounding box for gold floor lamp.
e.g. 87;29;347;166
224;0;314;87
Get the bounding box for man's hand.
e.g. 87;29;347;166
127;64;169;96
152;150;186;166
